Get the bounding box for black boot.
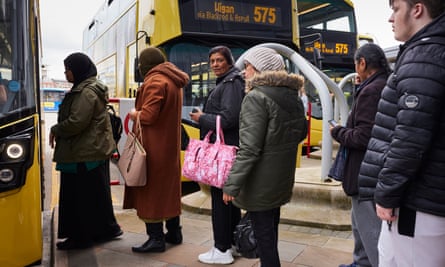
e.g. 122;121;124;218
165;216;183;245
132;222;165;253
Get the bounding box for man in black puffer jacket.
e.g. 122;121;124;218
358;0;445;266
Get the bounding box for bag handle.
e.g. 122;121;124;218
135;112;143;146
216;115;226;145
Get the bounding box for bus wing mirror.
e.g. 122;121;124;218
313;48;323;69
134;58;143;83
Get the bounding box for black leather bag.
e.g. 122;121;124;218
233;212;259;259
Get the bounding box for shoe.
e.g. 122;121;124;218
198;247;234;264
165;226;183;245
338;263;357;267
231;246;242;257
131;238;166;253
94;229;123;243
56;238;93;250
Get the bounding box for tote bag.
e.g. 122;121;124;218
233;212;259;259
117;116;147;186
182;115;238;188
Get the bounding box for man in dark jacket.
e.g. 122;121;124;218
358;0;445;266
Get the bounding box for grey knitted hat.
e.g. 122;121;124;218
244;47;285;72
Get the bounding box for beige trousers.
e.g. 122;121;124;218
378;208;445;267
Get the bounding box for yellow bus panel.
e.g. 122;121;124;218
0;116;42;267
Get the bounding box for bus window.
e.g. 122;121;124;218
0;1;36;117
163;42;244;119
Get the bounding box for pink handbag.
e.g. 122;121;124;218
182;115;238;188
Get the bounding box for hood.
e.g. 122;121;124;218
245;70;304;93
74;77;109;103
144;62;190;88
64;52;97;87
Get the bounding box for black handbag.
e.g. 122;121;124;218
233;212;259;259
328;145;348;181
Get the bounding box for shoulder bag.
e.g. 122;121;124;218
182;115;238;188
117;115;147;186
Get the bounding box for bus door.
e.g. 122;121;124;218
0;0;43;266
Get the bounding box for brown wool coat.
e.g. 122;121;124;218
123;62;189;220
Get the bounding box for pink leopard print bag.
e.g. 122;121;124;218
182;115;238;188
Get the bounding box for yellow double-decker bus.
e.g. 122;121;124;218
0;0;44;266
82;0;360;153
298;0;359;151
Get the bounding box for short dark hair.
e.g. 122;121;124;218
208;46;234;66
390;0;445;18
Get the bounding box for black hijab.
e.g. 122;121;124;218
64;52;97;87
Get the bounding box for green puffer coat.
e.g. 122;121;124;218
51;77;115;163
223;70;307;211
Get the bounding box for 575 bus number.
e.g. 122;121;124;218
335;43;349;54
253;6;276;24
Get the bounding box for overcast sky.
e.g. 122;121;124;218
40;0;398;80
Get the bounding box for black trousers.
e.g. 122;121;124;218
250;207;281;267
145;216;181;239
211;186;241;252
58;162;120;242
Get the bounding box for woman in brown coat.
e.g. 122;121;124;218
123;47;189;253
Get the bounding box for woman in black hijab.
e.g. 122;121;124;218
63;52;98;86
50;52;122;250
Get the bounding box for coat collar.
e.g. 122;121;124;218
245;70;304;93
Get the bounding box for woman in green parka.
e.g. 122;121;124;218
50;52;122;250
223;47;307;267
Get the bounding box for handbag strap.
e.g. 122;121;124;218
216;115;226;145
135;112;143;146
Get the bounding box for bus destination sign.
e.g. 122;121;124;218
305;41;350;55
194;0;282;27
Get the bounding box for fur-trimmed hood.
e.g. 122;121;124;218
245;70;304;93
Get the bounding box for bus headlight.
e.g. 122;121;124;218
0;169;14;183
0;119;35;193
6;143;24;159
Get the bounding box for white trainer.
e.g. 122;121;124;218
198;247;234;264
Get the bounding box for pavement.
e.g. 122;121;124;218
44;156;355;267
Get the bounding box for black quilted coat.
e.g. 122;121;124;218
358;13;445;217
